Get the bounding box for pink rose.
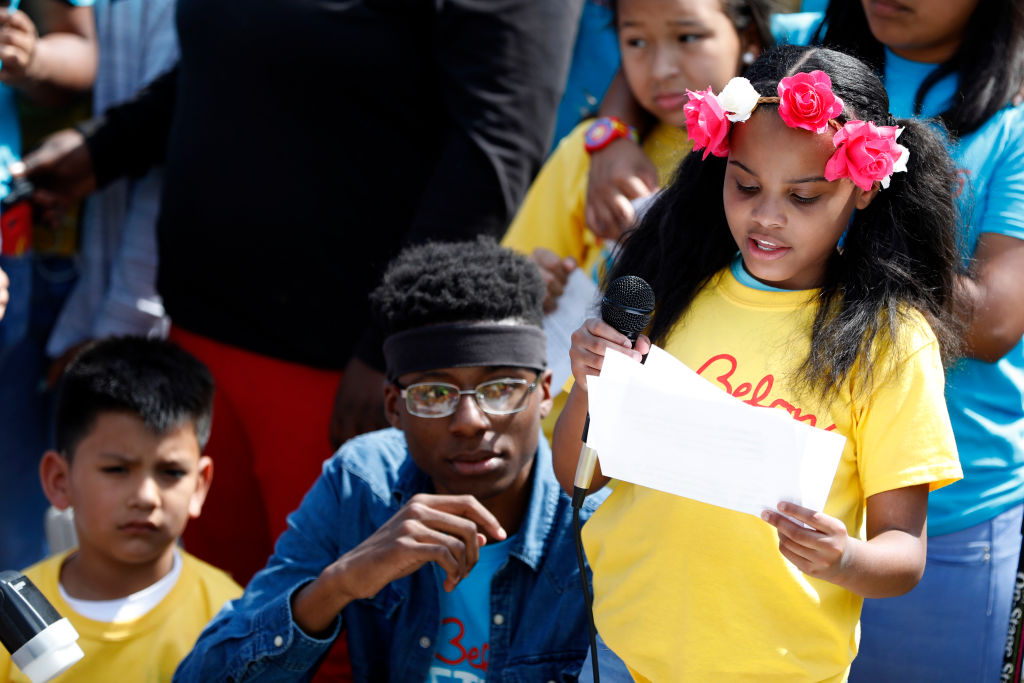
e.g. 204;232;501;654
824;120;909;191
684;87;730;159
777;71;844;134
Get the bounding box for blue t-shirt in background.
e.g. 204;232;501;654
772;11;1024;534
884;51;1024;534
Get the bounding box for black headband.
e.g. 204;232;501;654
383;322;547;382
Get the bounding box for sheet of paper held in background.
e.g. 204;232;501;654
543;268;599;395
586;346;845;518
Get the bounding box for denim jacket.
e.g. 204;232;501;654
174;428;604;682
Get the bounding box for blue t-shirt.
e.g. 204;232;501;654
773;11;1024;534
885;51;1024;534
429;538;514;682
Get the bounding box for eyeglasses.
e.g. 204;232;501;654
398;375;541;418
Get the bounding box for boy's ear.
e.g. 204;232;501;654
187;455;214;519
537;369;555;420
40;450;72;510
383;383;403;430
856;184;881;210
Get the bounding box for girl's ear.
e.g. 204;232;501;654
40;451;72;510
739;21;764;67
856;184;881;210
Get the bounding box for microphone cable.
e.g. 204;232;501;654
570;275;654;683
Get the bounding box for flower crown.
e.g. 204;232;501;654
684;71;909;192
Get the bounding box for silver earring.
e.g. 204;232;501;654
742;51;756;65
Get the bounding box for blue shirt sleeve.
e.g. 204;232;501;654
174;461;349;681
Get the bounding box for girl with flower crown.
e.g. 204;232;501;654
552;44;965;681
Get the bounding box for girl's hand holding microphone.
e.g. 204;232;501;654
568;317;650;391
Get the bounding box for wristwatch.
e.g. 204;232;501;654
583;116;639;154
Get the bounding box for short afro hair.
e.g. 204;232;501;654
371;237;545;336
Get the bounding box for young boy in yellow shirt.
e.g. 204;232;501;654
0;337;242;682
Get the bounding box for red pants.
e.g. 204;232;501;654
171;326;340;582
171;327;352;679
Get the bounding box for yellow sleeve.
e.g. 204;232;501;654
854;321;962;498
502;121;596;267
0;647;11;683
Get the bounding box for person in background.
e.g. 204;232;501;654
0;336;241;683
799;2;1024;680
45;0;178;369
176;238;603;682
19;0;584;591
504;0;774;313
0;0;96;572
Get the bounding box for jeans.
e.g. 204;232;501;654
852;503;1024;683
0;254;77;571
578;632;634;682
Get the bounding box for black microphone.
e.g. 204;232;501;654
571;275;655;507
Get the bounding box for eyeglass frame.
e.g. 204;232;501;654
395;373;543;419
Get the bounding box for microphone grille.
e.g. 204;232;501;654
601;275;655;340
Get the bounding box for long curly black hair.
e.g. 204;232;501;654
607;44;965;404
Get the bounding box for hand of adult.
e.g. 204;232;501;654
584;137;657;241
0;9;38;87
0;265;8;321
291;494;506;635
531;247;576;314
329;356;389;450
16;128;97;216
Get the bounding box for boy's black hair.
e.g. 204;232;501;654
814;0;1024;138
55;336;215;457
608;44;964;403
370;237;546;336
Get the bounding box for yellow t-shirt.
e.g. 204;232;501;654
503;119;690;438
502;119;690;282
0;549;242;683
582;269;962;683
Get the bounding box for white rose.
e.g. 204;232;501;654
718;77;760;123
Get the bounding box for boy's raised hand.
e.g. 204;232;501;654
293;494;505;636
761;502;852;583
0;9;38;86
569;317;650;390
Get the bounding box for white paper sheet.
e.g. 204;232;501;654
542;269;600;395
586;347;845;518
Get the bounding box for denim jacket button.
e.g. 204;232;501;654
419;636;432;648
492;613;505;625
273;635;284;648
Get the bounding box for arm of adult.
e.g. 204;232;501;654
957;234;1024;363
336;0;584;447
584;69;658;240
551;317;648;495
19;64;178;209
0;1;97;106
762;485;929;598
175;458;505;681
